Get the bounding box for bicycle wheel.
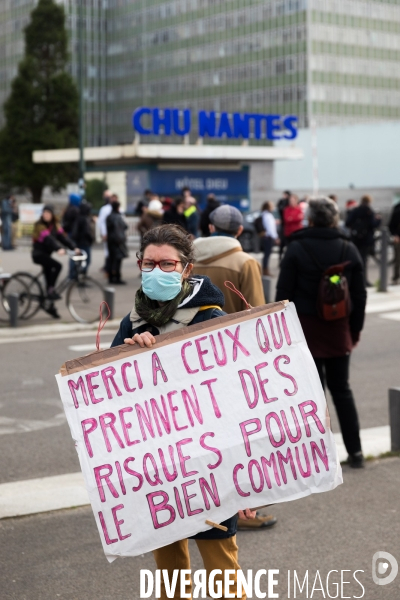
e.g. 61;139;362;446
1;274;32;319
66;277;104;324
10;272;44;319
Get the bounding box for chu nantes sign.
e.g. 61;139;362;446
133;107;298;141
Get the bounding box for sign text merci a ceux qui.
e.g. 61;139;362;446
56;302;342;562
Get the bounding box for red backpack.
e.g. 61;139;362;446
300;241;351;321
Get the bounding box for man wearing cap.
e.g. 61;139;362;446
193;205;277;530
193;204;265;313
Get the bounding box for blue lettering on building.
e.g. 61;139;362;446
133;107;298;140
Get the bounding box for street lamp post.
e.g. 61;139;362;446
78;0;85;196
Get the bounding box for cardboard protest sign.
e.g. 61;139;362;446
56;301;342;562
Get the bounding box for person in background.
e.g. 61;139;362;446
70;203;95;276
276;197;367;468
328;194;338;203
32;205;79;318
193;205;265;313
111;224;256;598
260;201;279;276
277;190;291;261
98;190;113;276
283;194;303;240
183;194;199;238
388;199;400;284
193;204;277;530
200;193;220;237
163;197;188;231
10;196;19;249
1;195;13;250
138;198;164;237
62;193;81;237
345;195;381;287
106;199;128;285
135;188;152;217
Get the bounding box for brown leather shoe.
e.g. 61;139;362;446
237;513;277;530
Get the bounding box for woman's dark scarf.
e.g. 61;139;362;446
135;280;192;327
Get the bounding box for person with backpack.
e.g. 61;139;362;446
254;201;279;276
345;195;381;286
275;197;367;468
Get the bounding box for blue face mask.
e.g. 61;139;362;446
142;267;186;301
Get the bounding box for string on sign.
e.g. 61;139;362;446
96;301;111;351
224;281;253;310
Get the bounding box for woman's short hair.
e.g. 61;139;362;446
307;197;339;228
137;224;194;265
261;201;274;212
360;194;372;206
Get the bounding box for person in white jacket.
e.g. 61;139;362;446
97;190;112;273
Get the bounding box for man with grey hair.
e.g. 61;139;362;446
276;196;367;468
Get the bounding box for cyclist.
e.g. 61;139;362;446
32;205;79;316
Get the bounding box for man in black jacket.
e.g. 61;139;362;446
345;195;381;286
389;201;400;284
276;197;367;468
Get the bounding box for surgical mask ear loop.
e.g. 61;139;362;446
180;263;188;280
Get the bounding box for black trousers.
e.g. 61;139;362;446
32;252;62;290
314;355;362;456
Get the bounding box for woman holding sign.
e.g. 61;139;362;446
112;224;255;599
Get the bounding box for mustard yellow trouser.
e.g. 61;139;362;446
153;536;246;599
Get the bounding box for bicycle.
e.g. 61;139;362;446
0;272;31;322
1;250;105;324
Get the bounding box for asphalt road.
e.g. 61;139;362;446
1;308;399;484
0;458;399;599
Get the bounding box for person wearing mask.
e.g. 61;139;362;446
111;224;256;598
98;190;113;275
276;197;367;468
345;195;381;287
200;193;220;237
283;194;303;240
70;202;95;276
388;199;400;284
138;198;164;237
163;197;188;231
260;201;279;276
106;200;128;285
32;205;79;317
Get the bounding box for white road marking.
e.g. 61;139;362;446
0;472;88;519
334;425;390;462
0;412;66;436
379;311;400;321
68;343;107;352
0;426;391;519
0;330;115;345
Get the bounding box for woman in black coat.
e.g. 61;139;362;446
276;197;367;468
106;200;128;284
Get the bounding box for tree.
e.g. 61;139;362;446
85;178;108;211
0;0;79;202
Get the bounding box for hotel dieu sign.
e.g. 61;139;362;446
133;107;298;141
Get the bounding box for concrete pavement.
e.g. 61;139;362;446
0;458;399;600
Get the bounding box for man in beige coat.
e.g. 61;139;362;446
193;205;265;313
